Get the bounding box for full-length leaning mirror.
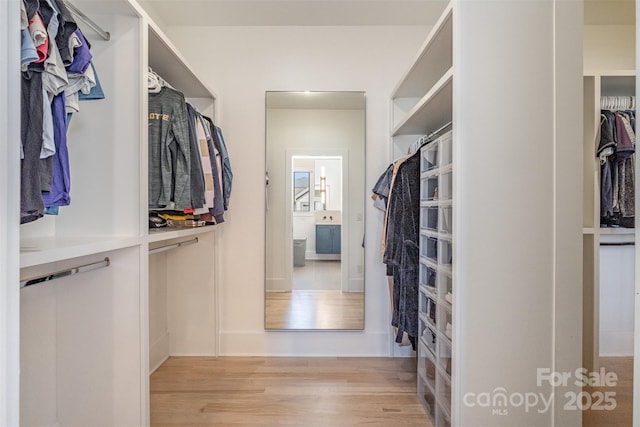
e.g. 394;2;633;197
265;91;365;330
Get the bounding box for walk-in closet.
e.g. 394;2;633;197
0;0;637;426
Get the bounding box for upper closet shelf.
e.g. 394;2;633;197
392;69;453;137
147;22;217;99
20;236;142;268
391;1;452;100
75;0;216;99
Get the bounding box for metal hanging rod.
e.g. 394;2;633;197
408;121;453;154
149;237;199;255
66;0;111;41
601;241;635;247
20;257;110;289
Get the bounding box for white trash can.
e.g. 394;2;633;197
293;238;306;267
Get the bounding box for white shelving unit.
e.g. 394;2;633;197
582;71;636;371
391;2;583;425
416;132;453;427
390;3;453;426
12;0;221;425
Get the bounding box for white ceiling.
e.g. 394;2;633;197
139;0;447;26
139;0;635;28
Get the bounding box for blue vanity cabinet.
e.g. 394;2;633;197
316;224;341;254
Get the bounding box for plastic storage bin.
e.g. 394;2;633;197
438;132;452;168
436;406;452;427
422;175;439;201
439;171;452;201
439;305;453;340
437;371;452;417
422;141;439;172
293;238;306;267
418;379;437;418
422;206;439;231
438;239;452;266
437;340;452;376
439;272;453;305
419;341;437;390
420;263;437;291
438;206;452;235
420;320;437;354
423;235;438;262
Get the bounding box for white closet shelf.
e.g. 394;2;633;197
392;69;453;137
599;228;635;235
148;23;217;99
583;69;635;78
147;224;218;243
391;2;452;99
20;236;142;268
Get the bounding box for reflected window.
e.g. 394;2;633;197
293;171;310;212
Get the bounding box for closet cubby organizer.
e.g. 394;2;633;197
17;0;221;425
390;2;453;426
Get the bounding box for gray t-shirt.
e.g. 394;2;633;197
148;87;192;210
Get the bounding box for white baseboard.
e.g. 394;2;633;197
600;331;634;356
218;330;396;357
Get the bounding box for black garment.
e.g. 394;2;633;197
185;104;207;210
37;0;54;27
51;0;77;66
21;72;45;223
24;0;39;20
383;153;421;342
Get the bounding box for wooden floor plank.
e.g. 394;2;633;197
151;356;432;426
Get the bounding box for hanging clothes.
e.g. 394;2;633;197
19;0;106;222
203;116;233;211
598;109;636;228
373;151;421;349
196;112;225;223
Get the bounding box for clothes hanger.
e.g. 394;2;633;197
147;67;162;93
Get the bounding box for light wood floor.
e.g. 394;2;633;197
150;356;432;426
265;290;364;330
150;356;632;426
583;357;633;426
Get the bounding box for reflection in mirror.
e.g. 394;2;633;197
265;91;365;330
293;171;310;212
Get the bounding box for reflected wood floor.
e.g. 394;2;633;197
583;357;633;426
265;290;364;329
150;356;432;426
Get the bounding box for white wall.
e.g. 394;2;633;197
584;25;635;71
165;25;428;355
